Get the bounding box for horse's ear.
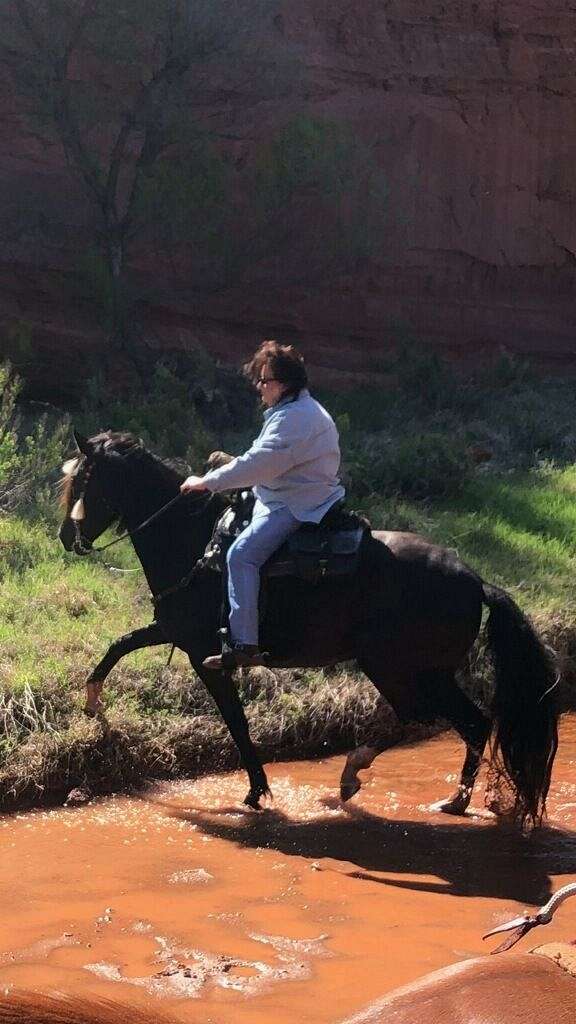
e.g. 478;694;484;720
73;429;91;455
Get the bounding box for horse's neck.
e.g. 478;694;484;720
121;458;217;594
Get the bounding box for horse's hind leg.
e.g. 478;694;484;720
420;669;491;815
85;622;167;715
340;662;490;814
340;663;415;801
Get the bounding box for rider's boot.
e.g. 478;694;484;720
202;643;267;670
202;629;267;670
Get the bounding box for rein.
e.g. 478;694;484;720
71;487;214;603
78;492;185;554
72;485;212;558
151;561;205;607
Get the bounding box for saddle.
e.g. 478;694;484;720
199;490;368;584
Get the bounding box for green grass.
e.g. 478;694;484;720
0;508;394;804
356;465;576;615
7;466;576;705
428;467;576;614
0;518;151;690
3;346;576;807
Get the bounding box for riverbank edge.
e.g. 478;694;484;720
1;611;573;814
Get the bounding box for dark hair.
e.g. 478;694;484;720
244;340;308;399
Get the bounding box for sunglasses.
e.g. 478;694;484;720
256;377;280;386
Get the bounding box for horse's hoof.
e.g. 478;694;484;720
65;786;93;806
84;704;103;719
340;777;361;802
243;784;272;810
243;793;263;810
85;682;104;719
339;746;376;802
429;796;468;816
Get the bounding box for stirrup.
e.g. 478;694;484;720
202;641;268;671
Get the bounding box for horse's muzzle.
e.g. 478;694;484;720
59;521;91;555
72;536;93;556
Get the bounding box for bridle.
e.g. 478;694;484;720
63;448;220;648
69;458;99;555
68;454;211;559
67;452;216;672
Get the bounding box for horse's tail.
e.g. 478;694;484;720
482;583;559;828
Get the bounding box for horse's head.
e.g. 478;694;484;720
58;429;140;554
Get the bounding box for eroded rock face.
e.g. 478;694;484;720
1;1;576;400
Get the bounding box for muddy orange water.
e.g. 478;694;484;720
2;719;576;1024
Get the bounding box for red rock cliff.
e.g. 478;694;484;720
1;0;575;400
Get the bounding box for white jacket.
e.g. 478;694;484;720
202;389;345;522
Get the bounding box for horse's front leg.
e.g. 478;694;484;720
192;661;270;809
85;622;168;716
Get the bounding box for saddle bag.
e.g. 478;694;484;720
264;526;365;583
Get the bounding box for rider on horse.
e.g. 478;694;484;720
180;340;345;669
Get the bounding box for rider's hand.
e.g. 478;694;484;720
180;475;209;494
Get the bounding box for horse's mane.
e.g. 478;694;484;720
59;431;186;511
0;990;175;1024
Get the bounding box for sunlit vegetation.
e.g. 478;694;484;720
1;349;576;806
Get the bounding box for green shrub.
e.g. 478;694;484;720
0;362;69;517
0;517;53;576
389;432;472;498
479;350;536;389
78;352;257;465
251;115;388;269
323;336;576;491
393;343;461;413
344;430;471;500
0;363;20;482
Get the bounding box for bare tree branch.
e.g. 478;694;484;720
60;0;101;76
14;0;106;206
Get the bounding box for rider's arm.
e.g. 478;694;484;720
200;409;308;493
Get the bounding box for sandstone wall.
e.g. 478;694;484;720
1;1;575;399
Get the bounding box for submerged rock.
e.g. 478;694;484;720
64;786;93;807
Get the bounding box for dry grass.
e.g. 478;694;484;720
0;666;411;809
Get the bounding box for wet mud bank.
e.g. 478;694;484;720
0;671;439;813
3;606;574;815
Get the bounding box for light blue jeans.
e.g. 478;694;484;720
226;503;300;646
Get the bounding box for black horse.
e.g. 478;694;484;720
58;430;559;827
